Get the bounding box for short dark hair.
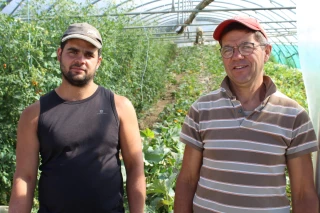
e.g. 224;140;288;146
219;22;267;45
60;40;102;57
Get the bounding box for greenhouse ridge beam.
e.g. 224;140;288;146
108;6;295;16
151;30;296;36
17;7;296;21
19;6;296;20
123;21;296;29
151;34;297;40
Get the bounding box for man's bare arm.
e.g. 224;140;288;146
115;95;146;213
9;102;40;213
174;144;202;213
287;153;319;213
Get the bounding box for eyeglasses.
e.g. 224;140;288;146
220;42;268;59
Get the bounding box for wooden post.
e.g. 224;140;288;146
176;0;214;34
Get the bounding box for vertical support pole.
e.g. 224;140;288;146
297;0;320;206
316;116;320;203
177;0;180;24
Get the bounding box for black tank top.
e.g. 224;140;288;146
37;86;124;213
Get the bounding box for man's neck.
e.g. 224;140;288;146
55;82;99;101
230;82;266;111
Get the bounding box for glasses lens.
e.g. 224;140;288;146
220;43;256;58
221;47;233;58
239;43;254;55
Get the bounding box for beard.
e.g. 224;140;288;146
60;63;95;87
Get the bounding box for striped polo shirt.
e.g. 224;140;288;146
180;75;319;213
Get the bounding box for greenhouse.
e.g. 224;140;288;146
0;0;319;212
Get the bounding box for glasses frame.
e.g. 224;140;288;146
220;42;268;59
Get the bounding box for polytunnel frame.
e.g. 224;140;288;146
2;1;298;47
113;1;298;67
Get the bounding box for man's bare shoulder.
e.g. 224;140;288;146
113;94;134;109
113;94;137;122
19;101;40;124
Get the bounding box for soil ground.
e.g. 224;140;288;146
138;68;213;130
138;73;184;130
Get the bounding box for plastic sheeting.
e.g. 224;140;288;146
297;0;320;199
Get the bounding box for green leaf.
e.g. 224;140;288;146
51;51;57;57
140;128;155;138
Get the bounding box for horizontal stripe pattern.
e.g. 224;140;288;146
203;140;286;155
203;158;286;175
180;132;202;148
201;167;286;187
200;119;293;139
287;141;318;155
263;102;302;117
183;115;199;131
193;194;290;213
198;177;286;196
197;98;237;110
180;76;319;212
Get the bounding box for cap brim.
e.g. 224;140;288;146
62;34;102;49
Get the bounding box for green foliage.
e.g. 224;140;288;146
265;62;308;109
142;125;183;213
0;0;176;207
141;45;225;212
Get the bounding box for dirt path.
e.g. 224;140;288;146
138;65;214;130
138;73;185;130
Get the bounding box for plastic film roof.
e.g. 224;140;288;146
1;0;297;44
1;0;298;66
116;0;296;46
118;0;298;67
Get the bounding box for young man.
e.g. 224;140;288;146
9;23;146;213
174;16;319;213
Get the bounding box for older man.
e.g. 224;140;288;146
174;16;319;213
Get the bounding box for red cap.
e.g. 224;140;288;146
213;16;267;41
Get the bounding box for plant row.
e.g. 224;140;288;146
0;0;177;205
